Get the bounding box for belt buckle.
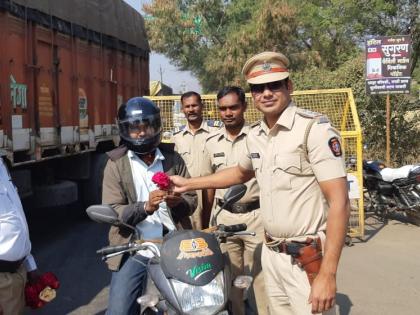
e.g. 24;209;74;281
231;203;243;213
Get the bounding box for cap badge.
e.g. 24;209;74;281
262;62;272;71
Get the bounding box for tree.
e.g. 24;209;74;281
144;0;419;92
294;55;420;164
144;0;420;163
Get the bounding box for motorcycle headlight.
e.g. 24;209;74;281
170;271;225;315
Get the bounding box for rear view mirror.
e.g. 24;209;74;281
222;184;247;209
86;205;119;225
211;184;248;226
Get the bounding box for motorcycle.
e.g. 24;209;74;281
363;160;420;224
86;184;255;315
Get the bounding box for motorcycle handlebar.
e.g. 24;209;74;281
96;243;133;255
222;224;247;233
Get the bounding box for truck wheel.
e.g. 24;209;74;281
33;180;78;208
82;153;108;208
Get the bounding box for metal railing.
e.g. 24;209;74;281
149;88;364;238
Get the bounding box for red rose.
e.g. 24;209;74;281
25;272;59;309
40;272;60;289
25;283;46;309
152;172;171;190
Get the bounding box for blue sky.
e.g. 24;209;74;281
123;0;202;93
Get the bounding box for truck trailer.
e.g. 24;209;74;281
0;0;149;208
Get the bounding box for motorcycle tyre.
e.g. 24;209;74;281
376;211;389;224
363;190;374;213
345;235;353;247
141;309;166;315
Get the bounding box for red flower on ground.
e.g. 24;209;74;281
40;272;60;289
152;171;171;190
25;284;46;309
25;272;60;309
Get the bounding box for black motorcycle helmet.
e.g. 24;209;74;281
117;97;161;155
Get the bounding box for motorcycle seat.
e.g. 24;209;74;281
380;165;420;182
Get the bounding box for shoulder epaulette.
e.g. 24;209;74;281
296;108;321;118
205;131;221;142
315;116;330;124
296;108;329;124
207;120;223;128
173;125;186;134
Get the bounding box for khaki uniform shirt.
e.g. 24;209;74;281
202;124;259;203
239;102;346;239
173;120;220;177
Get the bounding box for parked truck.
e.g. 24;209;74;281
0;0;149;209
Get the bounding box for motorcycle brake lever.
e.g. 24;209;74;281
103;247;139;259
234;231;256;236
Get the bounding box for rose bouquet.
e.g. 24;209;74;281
152;171;171;191
25;272;60;309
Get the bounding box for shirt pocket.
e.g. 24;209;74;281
272;154;302;190
178;150;193;169
251;157;263;173
213;156;227;171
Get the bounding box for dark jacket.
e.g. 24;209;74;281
102;143;197;270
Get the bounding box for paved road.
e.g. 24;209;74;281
24;208;420;315
24;206;110;315
337;215;420;315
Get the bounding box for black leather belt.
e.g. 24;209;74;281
264;232;321;256
217;199;260;213
0;259;24;273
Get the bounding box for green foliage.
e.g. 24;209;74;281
294;56;420;165
144;0;420;164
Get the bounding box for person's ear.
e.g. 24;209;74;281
287;79;294;93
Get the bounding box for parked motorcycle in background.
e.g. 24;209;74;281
363;160;420;224
86;184;254;315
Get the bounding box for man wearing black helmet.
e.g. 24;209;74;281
102;97;197;315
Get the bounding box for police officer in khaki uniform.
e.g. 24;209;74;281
173;91;221;229
170;52;350;315
202;86;268;315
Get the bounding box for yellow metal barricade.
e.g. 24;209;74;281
148;88;364;238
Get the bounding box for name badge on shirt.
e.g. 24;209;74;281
213;152;225;157
250;153;260;159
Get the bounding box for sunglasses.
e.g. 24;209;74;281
249;80;287;95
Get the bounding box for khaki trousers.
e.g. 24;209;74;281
261;245;336;315
0;264;27;315
216;209;269;315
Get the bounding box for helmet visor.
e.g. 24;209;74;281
118;112;161;142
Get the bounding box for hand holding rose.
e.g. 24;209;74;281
151;172;171;191
148;172;182;211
